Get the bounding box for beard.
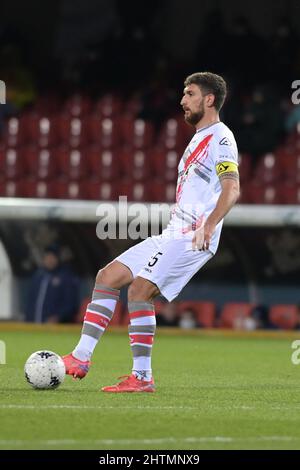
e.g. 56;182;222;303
184;104;205;126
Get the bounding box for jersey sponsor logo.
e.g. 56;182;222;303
219;137;232;146
215;161;238;176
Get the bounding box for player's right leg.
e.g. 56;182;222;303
63;260;133;379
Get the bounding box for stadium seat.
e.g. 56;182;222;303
219;302;254;328
254;153;281;183
120;118;154;149
269;304;299;330
245;182;281;204
157;117;187;150
278;183;300;204
54;146;88;180
0;147;24;179
95;94;123;118
85;115;120;148
55;114;87;147
150;180;176;202
152;148;181;181
119;148;152;181
0;179;23;197
21;178;55;198
50;179;87;199
119;180;152;202
85;179;118;200
278;152;300;183
2;117;24;147
23;146;57;180
178;301;216;328
238;153;252;182
87;146;119;180
63;94;92;117
23;113;58;147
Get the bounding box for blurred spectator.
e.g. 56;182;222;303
25;245;80;323
156;302;178;327
178;307;198;330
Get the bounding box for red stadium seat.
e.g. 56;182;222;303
254;153;281;183
152;148;181;181
23;146;57;180
63;94;92;117
150;179;176;202
50;179;87;199
0;179;23;197
87;146;119;180
119;180;152;202
85;115;120;148
23;113;58;147
178;301;216;328
269;304;299;330
278;152;300;183
21;178;56;198
54;146;88;180
157;117;186;150
238;153;252;182
55;114;87;147
219;302;254;328
278;183;300;204
245;182;281;204
120;118;154;149
119;148;151;180
95;94;123;118
85;179;118;201
0;147;24;179
2;117;24;147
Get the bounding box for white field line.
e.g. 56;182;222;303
0;404;300;411
0;436;298;447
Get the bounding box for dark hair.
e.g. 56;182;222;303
184;72;227;111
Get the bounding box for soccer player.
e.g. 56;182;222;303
63;72;240;392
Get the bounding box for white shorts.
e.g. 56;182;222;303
115;232;214;302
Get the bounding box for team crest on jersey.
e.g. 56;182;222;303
219;137;232;146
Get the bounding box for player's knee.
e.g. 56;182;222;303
128;279;157;302
95;267;116;288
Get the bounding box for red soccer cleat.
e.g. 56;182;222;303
101;374;155;393
62;353;91;379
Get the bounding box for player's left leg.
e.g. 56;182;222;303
101;277;159;393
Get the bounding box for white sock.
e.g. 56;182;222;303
73;334;98;361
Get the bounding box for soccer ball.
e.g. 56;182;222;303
24;350;66;389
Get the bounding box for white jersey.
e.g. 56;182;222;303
164;121;239;254
116;120;239;301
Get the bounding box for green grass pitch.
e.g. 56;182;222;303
1;326;300;450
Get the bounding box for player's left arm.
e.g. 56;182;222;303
192;160;240;251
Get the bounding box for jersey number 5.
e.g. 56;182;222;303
148;252;163;267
